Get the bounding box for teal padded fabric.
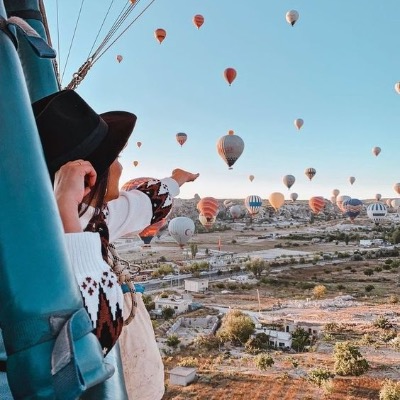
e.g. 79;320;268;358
0;1;115;397
0;372;13;400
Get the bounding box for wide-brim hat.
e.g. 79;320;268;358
32;89;137;180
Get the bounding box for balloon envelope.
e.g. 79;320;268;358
216;130;244;169
372;146;381;157
224;68;237;85
154;28;166;44
366;203;387;224
375;193;382;201
268;192;285;211
343;198;363;221
304;168;316;181
193;14;204;29
349;176;356;185
249;175;255;182
136;141;142;148
121;176;153;191
116;55;123;63
309;196;325;214
198;214;216;229
395;82;400;94
223;199;233;208
390;198;400;209
336;195;351;212
168;217;195;247
393;183;400;195
197;197;219;219
286;10;299;26
290;192;298;202
133;161;139;167
283;174;295;189
294;118;303;130
229;205;242;219
176;132;187;146
244;195;263;215
139;218;167;245
332;189;340;197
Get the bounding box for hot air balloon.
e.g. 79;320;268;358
330;195;337;205
223;199;233;209
283;174;295;190
375;193;382;201
249;175;255;182
168;217;195;248
395;82;400;94
367;203;387;224
244;195;263;215
294;118;303;130
393;183;400;195
116;55;123;63
121;176;153;191
154;28;166;44
176;132;187;147
268;192;285;211
332;189;340;197
136;141;142;148
229;205;242;220
336;195;351;212
390;198;400;209
305;168;316;181
133;161;139;167
197;197;219;228
343;198;363;222
290;192;298;202
286;10;299;26
349;176;356;185
386;199;393;207
309;196;325;214
216;130;244;169
223;68;237;86
138;218;167;246
193;14;204;29
372;146;381;157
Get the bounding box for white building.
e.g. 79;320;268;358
184;278;209;293
168;366;197;386
154;294;193;315
255;328;292;349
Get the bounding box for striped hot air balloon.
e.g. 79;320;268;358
343;198;363;222
309;196;325;214
244;195;263;215
366;203;387;224
138;218;167;246
216;130;244;169
304;168;316;181
197;197;219;228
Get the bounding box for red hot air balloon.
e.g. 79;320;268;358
193;14;204;29
309;196;325;214
216;130;244;169
176;132;187;147
121;177;153;192
197;197;219;229
224;68;237;86
154;28;166;44
116;55;123;63
138;218;167;246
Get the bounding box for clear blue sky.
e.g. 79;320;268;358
45;1;400;201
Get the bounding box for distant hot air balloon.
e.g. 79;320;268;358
332;189;340;197
176;132;187;147
294;118;303;130
198;215;216;229
309;196;325;214
375;193;382;201
168;217;195;248
290;192;298;202
305;168;316;181
133;161;139;167
330;195;337;204
268;192;285;211
116;55;123;63
349;176;356;185
224;68;237;86
336;195;351;212
229;205;242;220
343;198;363;222
223;199;233;209
197;197;219;227
395;82;400;94
367;203;387;224
386;199;392;207
249;175;255;182
286;10;299;26
154;28;166;44
393;183;400;195
138;218;167;246
372;146;381;157
390;198;400;209
136;141;142;148
283;174;295;190
216;130;244;169
193;14;204;29
244;195;263;216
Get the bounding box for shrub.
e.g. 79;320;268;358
307;368;334;388
373;316;393;330
364;269;374;276
375;266;383;272
217;310;255;345
389;295;399;304
313;284;327;299
379;379;400;400
365;285;375;292
337;284;346;291
166;334;180;348
254;353;274;370
194;334;221;351
333;342;369;376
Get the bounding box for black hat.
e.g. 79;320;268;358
32;89;137;180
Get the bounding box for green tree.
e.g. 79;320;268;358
291;327;311;352
244;333;270;354
307;368;334;388
245;258;269;279
166;334;180;348
254;353;274;370
313;284;327;299
333;342;369;376
217;310;255;345
190;243;198;259
162;306;175;320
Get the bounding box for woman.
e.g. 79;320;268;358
32;89;199;397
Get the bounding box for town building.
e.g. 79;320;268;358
184;278;209;293
168;367;197;386
154;293;193;315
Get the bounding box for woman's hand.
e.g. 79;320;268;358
54;160;97;232
171;169;200;187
